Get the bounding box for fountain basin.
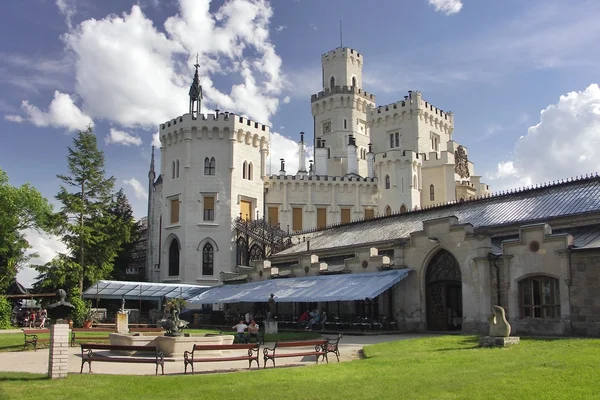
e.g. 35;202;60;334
109;333;235;357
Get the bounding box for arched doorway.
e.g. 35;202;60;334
425;249;462;331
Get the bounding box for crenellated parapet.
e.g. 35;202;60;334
374;148;421;165
311;85;375;103
321;47;362;63
419;150;454;167
159;111;270;151
266;174;377;184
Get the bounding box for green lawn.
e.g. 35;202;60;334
0;335;599;399
0;329;320;352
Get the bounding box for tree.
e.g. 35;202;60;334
0;167;55;292
110;189;143;281
52;127;121;296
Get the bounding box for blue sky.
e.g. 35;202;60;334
3;0;600;285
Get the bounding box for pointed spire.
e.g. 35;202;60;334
149;145;156;179
189;53;203;116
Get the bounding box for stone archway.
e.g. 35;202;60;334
425;249;462;331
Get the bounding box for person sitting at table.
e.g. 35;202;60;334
232;319;248;343
247;320;260;343
298;310;310;329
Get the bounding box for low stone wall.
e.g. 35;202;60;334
109;333;235;357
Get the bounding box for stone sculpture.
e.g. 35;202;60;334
46;289;75;323
267;293;276;320
487;305;511;337
159;297;189;336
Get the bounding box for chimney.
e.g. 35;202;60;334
215;109;220;119
279;158;286;176
297;132;307;176
367;143;375;178
308;160;314;176
315;139;328;176
347;135;358;175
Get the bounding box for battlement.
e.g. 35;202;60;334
374;148;421;164
321;47;362;62
456;180;476;188
159;111;270;149
311;85;375;102
369;91;454;125
420;150;453;165
266;174;376;184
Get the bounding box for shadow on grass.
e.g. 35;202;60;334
0;373;48;382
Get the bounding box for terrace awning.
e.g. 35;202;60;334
83;280;211;301
187;269;412;304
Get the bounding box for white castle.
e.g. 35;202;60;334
146;47;491;285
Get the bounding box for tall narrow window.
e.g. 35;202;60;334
176;160;180;178
204;157;215;175
203;196;215;221
430;185;435;201
340;208;351;224
268;207;279;228
352;76;357;87
242;161;247;179
343;119;347;129
317;208;327;229
389;134;394;148
330;76;335;89
171;161;176;179
248;163;253;181
168;239;179;276
170;199;180;224
385;175;390;189
202;243;214;276
395;132;400;147
292;207;303;231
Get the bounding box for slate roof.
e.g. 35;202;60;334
275;174;600;257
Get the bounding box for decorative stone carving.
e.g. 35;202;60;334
488;305;511;337
454;145;470;178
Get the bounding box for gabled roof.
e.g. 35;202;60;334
275;174;600;257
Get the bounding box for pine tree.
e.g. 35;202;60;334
53;127;118;296
109;189;142;281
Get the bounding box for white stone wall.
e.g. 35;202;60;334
321;47;364;89
48;323;70;379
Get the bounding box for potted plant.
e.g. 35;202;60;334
82;304;97;329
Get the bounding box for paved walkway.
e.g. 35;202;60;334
0;333;427;376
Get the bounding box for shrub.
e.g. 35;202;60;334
69;288;90;328
0;296;12;329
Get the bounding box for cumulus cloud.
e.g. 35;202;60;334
123;177;148;200
152;132;161;148
4;114;24;123
19;90;93;131
427;0;463;15
105;128;143;146
488;83;600;190
16;229;69;287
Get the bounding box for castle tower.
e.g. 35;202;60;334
311;47;375;177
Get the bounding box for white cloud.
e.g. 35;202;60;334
123;177;148;200
56;0;77;30
152;131;161;148
16;229;69;287
487;84;600;191
275;25;287;32
427;0;463;15
4;114;24;123
34;1;284;130
20;90;93;131
105;128;143;146
282;96;290;104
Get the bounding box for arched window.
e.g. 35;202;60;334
385;175;390;189
204;157;216;175
171;161;175;180
352;76;357;88
248;162;253;181
176;160;180;178
430;184;435;201
236;237;247;266
249;244;263;262
330;76;335;89
385;205;391;216
400;204;407;213
202;243;214;276
343;119;347;129
519;276;560;318
242;161;247;179
168;238;179;276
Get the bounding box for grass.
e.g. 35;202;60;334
0;329;320;352
0;335;599;399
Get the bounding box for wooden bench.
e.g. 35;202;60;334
323;334;343;362
183;343;260;374
263;339;327;368
71;327;163;346
80;344;165;375
23;329;50;351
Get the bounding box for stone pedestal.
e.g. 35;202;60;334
265;320;278;335
116;312;129;334
478;336;520;348
48;324;69;379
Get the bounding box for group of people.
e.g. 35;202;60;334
18;309;47;328
232;319;261;344
299;309;327;331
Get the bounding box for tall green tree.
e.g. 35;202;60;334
52;127;121;295
110;189;143;281
0;167;55;292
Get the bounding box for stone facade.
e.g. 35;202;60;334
48;324;69;379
